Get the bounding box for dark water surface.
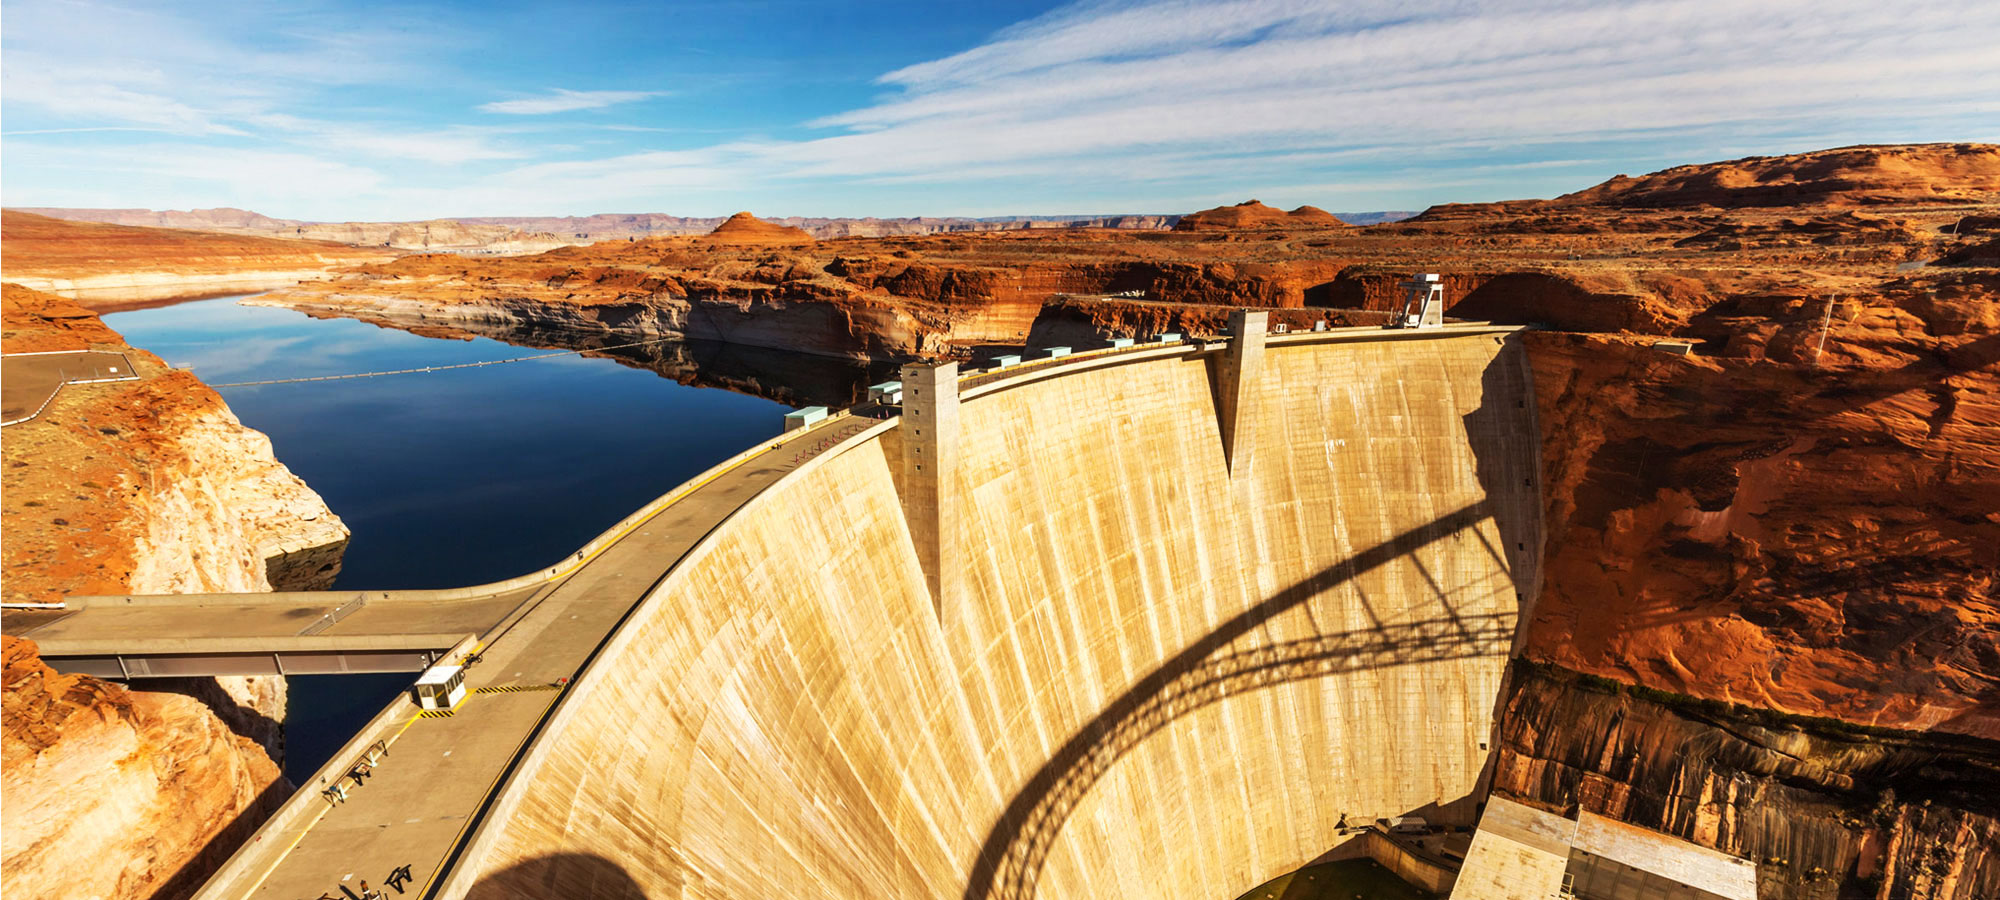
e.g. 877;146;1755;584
104;295;882;781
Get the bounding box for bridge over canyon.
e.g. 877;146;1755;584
8;317;1544;900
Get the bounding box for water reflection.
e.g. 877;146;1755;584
104;296;891;590
454;322;902;410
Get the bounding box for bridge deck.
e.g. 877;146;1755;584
11;587;538;655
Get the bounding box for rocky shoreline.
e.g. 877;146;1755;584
1;284;349;900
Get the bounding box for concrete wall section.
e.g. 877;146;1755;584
453;331;1541;900
901;361;962;618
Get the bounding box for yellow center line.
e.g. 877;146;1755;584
534;425;790;583
243;644;488;897
409;691;564;900
239;412;846;899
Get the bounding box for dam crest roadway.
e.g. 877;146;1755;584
4;317;1546;900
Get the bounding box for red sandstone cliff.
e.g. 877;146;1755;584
0;211;394;305
1;635;287;900
1;283;348;900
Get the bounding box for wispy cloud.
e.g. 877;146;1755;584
788;0;2000;185
5;0;1997;219
248;114;530;164
479;89;661;115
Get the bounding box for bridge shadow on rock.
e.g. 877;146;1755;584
961;500;1511;900
464;852;649;900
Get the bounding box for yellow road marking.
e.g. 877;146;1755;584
410;690;565;900
239;413;835;898
535;428;783;583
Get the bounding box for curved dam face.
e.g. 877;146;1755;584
453;330;1543;900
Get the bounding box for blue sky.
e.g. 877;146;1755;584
4;0;1997;221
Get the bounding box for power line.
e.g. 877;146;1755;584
206;336;677;387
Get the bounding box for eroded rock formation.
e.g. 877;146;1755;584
0;211;395;305
1493;664;2000;900
1;283;347;900
700;211;816;246
1;636;288;900
1174;199;1347;230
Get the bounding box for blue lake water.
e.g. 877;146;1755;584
103;296;884;781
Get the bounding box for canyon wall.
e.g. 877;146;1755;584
1;637;288;900
1494;664;2000;900
448;331;1543;900
0;211;393;305
1516;296;1998;738
1;284;348;900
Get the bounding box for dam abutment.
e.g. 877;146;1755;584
437;326;1543;900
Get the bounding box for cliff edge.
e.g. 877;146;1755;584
0;210;394;305
1;283;349;900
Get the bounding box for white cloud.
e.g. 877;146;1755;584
3;68;246;136
479;90;661;115
6;0;1997;219
2;141;387;213
790;0;2000;184
248;115;530;164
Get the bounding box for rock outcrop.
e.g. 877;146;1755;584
1494;663;2000;900
699;211;815;245
1552;143;2000;209
0;211;393;305
1174;199;1346;230
2;636;288;900
1;283;347;900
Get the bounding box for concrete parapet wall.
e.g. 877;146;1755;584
453;331;1542;900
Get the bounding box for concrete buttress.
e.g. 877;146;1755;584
1218;309;1268;475
900;361;961;618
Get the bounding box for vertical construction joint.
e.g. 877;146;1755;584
1218;309;1268;475
900;361;960;619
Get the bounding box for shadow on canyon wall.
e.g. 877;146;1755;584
147;778;292;900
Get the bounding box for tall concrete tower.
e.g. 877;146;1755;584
1218;308;1268;475
899;361;960;618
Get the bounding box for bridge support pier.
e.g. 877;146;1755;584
900;361;960;619
1218;309;1267;476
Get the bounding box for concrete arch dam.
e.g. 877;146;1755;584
446;325;1543;900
